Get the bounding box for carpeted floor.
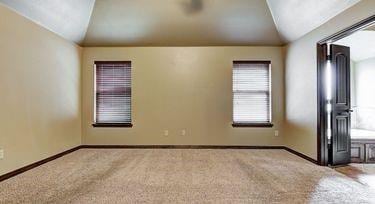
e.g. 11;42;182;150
1;149;375;203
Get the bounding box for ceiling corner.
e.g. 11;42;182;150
0;0;96;44
266;0;362;43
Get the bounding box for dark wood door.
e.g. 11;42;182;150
330;44;351;166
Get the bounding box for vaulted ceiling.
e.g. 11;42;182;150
83;0;282;46
0;0;96;43
0;0;362;46
266;0;361;42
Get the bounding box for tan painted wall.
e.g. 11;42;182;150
284;0;375;159
0;5;82;175
8;0;368;174
82;47;284;146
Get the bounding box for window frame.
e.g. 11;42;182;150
232;60;273;128
93;61;133;128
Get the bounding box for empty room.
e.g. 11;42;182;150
1;0;375;203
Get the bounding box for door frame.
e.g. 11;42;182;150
317;15;375;166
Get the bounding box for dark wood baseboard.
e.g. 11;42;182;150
0;145;317;182
80;145;285;149
283;147;317;164
0;146;81;182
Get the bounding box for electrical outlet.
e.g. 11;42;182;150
0;149;4;159
181;129;186;136
164;130;169;136
274;130;279;137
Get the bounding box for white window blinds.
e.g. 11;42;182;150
95;61;131;124
233;61;271;124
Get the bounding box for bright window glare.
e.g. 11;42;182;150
326;60;332;140
358;175;375;190
326;60;333;101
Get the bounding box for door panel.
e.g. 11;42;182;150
336;54;348;105
351;143;365;163
366;144;375;163
330;44;351;166
335;115;349;152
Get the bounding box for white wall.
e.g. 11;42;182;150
351;61;357;128
284;0;375;159
353;57;375;130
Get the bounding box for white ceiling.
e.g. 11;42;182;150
0;0;364;46
266;0;361;42
335;30;375;62
83;0;282;46
0;0;95;44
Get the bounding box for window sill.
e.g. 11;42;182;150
232;123;274;128
92;123;133;128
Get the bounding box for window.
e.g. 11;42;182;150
232;61;272;127
93;61;132;127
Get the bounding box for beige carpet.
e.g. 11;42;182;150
1;149;375;203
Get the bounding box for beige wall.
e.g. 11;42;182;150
8;0;372;174
0;5;82;175
284;0;375;159
82;47;284;146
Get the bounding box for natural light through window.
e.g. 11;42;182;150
233;61;272;124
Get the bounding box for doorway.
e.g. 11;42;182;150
317;15;375;166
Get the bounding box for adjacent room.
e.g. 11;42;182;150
0;0;375;203
334;24;375;163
